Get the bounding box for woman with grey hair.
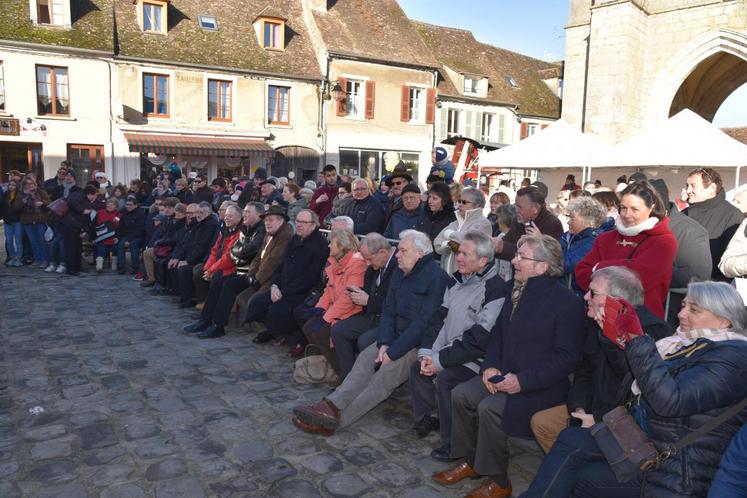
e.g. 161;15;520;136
523;280;747;497
435;187;492;275
560;196;609;294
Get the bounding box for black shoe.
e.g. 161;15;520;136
430;445;458;462
179;300;196;309
183;321;209;333
197;325;225;339
253;331;273;344
66;270;80;276
140;280;155;288
413;415;440;439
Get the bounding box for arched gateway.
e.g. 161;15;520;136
563;0;747;144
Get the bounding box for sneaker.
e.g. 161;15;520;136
11;259;23;267
44;264;57;273
56;264;66;274
133;272;145;281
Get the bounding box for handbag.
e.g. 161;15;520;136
48;198;69;217
592;397;747;483
293;345;338;384
154;244;173;258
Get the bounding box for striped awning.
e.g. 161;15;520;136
124;133;275;159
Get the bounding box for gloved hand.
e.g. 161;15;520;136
602;297;643;349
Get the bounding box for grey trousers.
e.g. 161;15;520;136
409;362;477;449
326;343;416;428
450;375;509;485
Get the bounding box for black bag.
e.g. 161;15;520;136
592;397;747;483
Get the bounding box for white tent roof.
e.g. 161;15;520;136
590;109;747;168
479;119;607;169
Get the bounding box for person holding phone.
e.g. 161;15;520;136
433;234;585;498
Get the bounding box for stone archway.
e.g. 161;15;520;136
645;29;747;124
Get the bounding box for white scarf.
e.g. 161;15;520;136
615;216;659;237
631;327;747;394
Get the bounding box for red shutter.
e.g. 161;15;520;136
541;124;549;129
335;77;347;117
425;88;436;124
365;80;376;119
520;121;528;140
400;85;410;122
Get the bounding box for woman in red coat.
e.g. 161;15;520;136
576;181;677;318
301;229;367;377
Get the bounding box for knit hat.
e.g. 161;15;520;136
402;184;421;195
94;170;106;179
434;146;448;162
254;167;268;181
629;172;648;184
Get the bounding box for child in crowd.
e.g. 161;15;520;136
93;197;121;272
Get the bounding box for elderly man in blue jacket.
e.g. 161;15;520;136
292;229;448;436
432;234;586;498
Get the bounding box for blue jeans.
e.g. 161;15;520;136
23;223;48;263
116;238;140;272
520;428;640;498
95;244;114;259
49;232;65;264
4;221;23;259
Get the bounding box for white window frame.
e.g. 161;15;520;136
345;79;365;119
447;108;461;137
464;77;478;95
480;113;495;142
527;123;539;136
198;15;218;31
408;86;425;124
30;0;69;26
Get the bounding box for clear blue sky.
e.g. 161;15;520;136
398;0;747;127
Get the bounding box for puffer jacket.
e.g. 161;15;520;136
384;204;424;240
316;250;367;324
377;254;449;361
339;195;386;235
434;208;493;275
718;217;747;279
417;203;456;251
560;227;599;293
204;226;242;277
708;422;747;497
627;336;747;497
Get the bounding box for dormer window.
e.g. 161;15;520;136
198;15;217;31
463;75;488;97
135;0;168;34
30;0;70;27
253;8;287;51
506;76;518;88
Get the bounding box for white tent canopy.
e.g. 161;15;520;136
590;109;747;168
479;119;608;170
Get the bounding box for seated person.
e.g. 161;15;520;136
384;184;424;240
93;197;121;273
410;231;508;462
150;203;187;293
292;230;448;436
184;204;290;339
433;234;586;498
522;281;747;497
246;209;329;353
302;230;367;376
140;197;177;287
172;202;219;307
115;195;146;275
530;266;671;454
329;216;355;233
331;233;397;379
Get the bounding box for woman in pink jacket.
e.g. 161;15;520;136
302;229;367;378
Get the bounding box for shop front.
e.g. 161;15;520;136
338;148;420;181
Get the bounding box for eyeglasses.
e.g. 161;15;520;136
296;220;315;225
515;253;542;263
458;199;474;205
352;187;368;192
588;288;607;299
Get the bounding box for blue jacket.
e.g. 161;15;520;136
384;204;424;240
709;422;747;498
377;254;448;361
561;227;599;293
626;336;747;497
484;275;586;438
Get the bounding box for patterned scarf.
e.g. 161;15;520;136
510;281;526;319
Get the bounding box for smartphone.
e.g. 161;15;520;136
346;286;358;293
488;374;505;384
602;296;624;345
373;361;382;372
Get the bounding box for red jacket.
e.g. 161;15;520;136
94;209;120;246
205;227;241;276
316;251;367;324
310;183;338;225
575;218;677;318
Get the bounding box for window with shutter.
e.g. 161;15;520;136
400;85;410;122
447;109;460;137
520;121;528;140
439;107;448;139
465;110;473;138
345;79;363;118
498;114;506;143
425;89;436;125
365;80;375;119
335;77;347;117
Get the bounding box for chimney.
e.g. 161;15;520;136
307;0;330;12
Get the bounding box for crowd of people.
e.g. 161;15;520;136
2;154;747;497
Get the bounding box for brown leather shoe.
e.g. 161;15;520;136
432;462;478;485
463;479;512;498
292;416;335;437
292;399;341;430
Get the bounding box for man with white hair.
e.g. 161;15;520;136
292;230;448;436
330;216;355;233
340;178;386;235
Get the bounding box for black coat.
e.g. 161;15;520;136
627;336;747;497
484;275;586;437
192;186;213;205
340;196;386;235
417;204;456;245
49;184;81;201
116;208;146;242
684;190;744;280
230;221;266;273
0;191;20;223
272;229;330;306
667;206;711;287
174;188;193;205
566;306;672;422
361;249;397;318
499;207;564;261
183;215;219;265
61;190;94;232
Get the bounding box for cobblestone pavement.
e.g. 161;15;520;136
0;265;542;497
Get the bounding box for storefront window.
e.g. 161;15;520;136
339;148;419;180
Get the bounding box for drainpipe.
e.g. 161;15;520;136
581;32;591;134
320;53;331;170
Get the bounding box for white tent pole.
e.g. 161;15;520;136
736;166;741;196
